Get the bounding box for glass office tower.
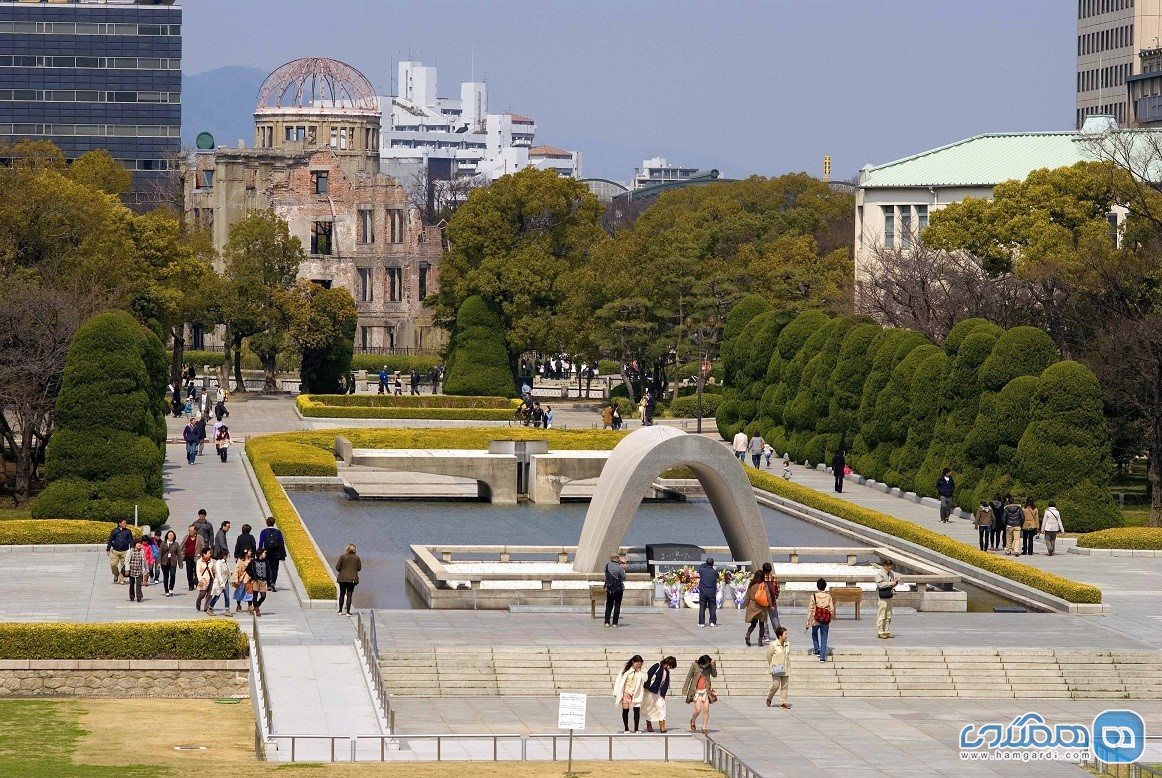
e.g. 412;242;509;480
0;0;181;209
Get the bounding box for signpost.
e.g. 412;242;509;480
557;692;587;776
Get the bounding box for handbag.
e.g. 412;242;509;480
769;664;785;676
245;581;256;594
812;594;833;624
708;689;718;704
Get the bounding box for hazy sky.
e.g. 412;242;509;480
182;0;1075;181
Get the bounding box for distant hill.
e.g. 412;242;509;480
181;66;267;148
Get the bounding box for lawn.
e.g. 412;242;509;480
0;699;719;777
0;506;31;521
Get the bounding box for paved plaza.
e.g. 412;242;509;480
5;394;1155;775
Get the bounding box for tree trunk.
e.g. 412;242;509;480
170;324;185;388
260;354;279;392
1150;432;1162;529
618;364;636;405
232;334;246;393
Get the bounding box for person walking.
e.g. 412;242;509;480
194;413;207;458
1021;497;1040;556
682;655;717;734
247;549;270;616
409;370;420;395
974;501;993;551
232;550;253;614
601;404;614;429
234;523;257;560
697;557;718;628
1002;495;1023;555
611;407;622;431
936;468;955;522
642;656;677;733
392;372;403;396
214;424;231;463
182;417;199;465
193;509;213;557
158;529;182;597
645;391;657;426
990;494;1005;551
105;518;132;584
639;395;648;426
1041;500;1064;556
831;450;846;493
765;626;792;709
126;540;145;602
258;517;286;592
761;562;781;633
208;550;230;616
195;549;213;613
213;521;231;560
214;396;229;422
603;554;627;627
749;434;765;468
875;560;899;639
762;442;773;469
743;569;770;646
806;578;834;661
732;430;748;462
378;366;388;394
613;655;646;733
149;529;163;584
337;543;361;615
182;525;199;591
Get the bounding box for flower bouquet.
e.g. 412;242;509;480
657;569;683;608
676;566;700;608
728;570;750;607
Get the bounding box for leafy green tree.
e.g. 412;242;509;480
443;296;516;397
221;210;303;391
289;282;358;394
720;295;770;386
977;326;1058;393
887;349;948;488
67;149;132;195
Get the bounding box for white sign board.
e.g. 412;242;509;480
557;692;587;730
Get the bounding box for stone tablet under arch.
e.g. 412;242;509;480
573;426;772;573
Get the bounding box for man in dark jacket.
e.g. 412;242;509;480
213;521;231;560
193;509;214;555
182;418;199;464
233;523;257;559
258;516;287;591
409;370;420;395
831;451;846;493
106;518;133;584
378;367;388;394
989;494;1005;550
194;414;207;457
936;468;955;522
603;554;627;627
214;397;229;422
697;558;718;627
1002;495;1024;555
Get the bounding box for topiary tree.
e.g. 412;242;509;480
826;322;881;448
887;349;948;488
720;294;771;386
442;295;516;398
863;343;940;483
33;310;168;523
1014;360;1121;532
977;326;1059;393
850;329;927;473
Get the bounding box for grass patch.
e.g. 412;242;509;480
296;394;519;420
246;427;628;601
0;506;31;520
746;467;1103;605
0;699;719;777
1120;507;1153;527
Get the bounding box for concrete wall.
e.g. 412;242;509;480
0;659;249;698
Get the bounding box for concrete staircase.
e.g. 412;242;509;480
380;647;1162;700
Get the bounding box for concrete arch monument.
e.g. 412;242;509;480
572;426;771;573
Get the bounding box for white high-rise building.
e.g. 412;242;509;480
379;61;579;182
1076;0;1162;127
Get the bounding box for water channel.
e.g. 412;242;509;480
290;493;860;609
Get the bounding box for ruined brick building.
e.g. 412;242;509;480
183;57;444;353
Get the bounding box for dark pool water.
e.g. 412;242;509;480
290;493;856;609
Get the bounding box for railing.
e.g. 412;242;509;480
355;611;395;734
354;347;438;356
702;734;764;778
251;614;273;736
1084;757;1162;777
267;731;699;763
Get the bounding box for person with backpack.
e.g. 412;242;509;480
761;562;781;633
1002;495;1024;555
875;560;899;639
805;578;834;662
258;516;287;592
1041;500;1065;556
603;554;627;627
743;569;770;646
765;626;792;709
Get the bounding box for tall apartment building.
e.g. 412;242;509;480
1076;0;1162;127
0;0;182;209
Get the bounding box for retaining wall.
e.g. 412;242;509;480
0;659;249;698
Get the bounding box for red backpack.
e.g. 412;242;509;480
812;593;832;624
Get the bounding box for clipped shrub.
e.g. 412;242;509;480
886;349;947;487
826;323;880;445
443;296;515;398
296;394;521;421
721;294;771;385
349;354;442;374
0;519;142;545
1076;528;1162;550
783;317;843;436
746;468;1102;604
667;393;722;419
978;326;1058;393
0;621;248;659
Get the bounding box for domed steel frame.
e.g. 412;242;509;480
256;57;379;112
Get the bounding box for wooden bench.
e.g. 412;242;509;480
830;587;863;620
590;585;605;619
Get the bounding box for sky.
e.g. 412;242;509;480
181;0;1076;182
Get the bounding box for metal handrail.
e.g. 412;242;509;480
355;611;394;733
1084;756;1162;777
251;614;273;735
702;734;764;778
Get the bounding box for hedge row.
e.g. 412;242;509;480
1076;527;1162;550
717;299;1121;533
0;520;142;545
350;354;442;374
666;393;722;419
296;394;518;420
302;394;515;410
245;426;627;599
0;621;248;659
746;468;1103;604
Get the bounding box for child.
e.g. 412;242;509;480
781;459;792;480
140;535;156;587
762;443;774;469
127;540;145;603
183;396;194;417
150;530;163;583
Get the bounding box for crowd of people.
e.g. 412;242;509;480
173;367;231;467
378;366;444;396
973;494;1065;555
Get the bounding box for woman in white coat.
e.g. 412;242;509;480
1040;500;1065;556
613;654;645;733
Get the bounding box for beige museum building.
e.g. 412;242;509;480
184;57;444;354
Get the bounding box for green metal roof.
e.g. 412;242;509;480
860;132;1099;189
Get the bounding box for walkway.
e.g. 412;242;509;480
762;458;1162;647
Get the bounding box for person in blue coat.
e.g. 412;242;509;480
697;558;718;627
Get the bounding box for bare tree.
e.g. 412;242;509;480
404;166;479;226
